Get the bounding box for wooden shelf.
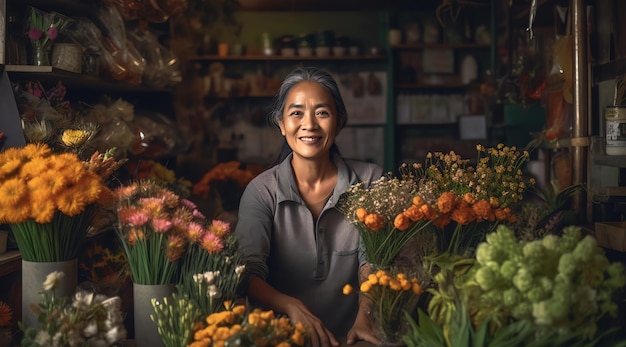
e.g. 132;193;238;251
5;65;173;94
594;153;626;168
189;54;387;62
395;83;469;90
391;43;489;50
0;250;22;277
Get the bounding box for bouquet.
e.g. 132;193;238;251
189;302;309;347
192;161;257;211
177;217;245;318
336;174;437;268
401;144;534;258
19;271;127;347
113;179;195;285
343;268;426;344
0;143;112;262
26;7;73;52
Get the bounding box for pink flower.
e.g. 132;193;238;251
186;222;205;242
181;199;197;210
47;27;58;40
201;232;224;254
127;212;149;227
193;209;206;220
209;220;231;238
152;218;172;233
28;28;43;40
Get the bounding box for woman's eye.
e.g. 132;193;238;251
289;111;303;117
316;110;330;117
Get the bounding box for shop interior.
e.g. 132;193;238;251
1;0;625;344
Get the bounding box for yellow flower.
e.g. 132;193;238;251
61;129;91;147
342;284;354;295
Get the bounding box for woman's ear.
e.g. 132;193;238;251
278;120;286;136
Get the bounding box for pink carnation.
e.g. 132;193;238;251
193;209;206;220
209;220;231;238
28;28;43;40
152;218;172;233
201;232;224;254
127;212;149;227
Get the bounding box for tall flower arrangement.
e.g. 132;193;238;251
401;144;534;258
0;143;112;262
113;179;192;285
177;213;246;318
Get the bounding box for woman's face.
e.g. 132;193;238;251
278;81;339;161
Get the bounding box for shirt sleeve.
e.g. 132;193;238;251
234;178;274;293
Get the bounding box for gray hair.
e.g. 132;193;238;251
268;66;348;130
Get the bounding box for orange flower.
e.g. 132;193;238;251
432;213;451;228
418;204;438;220
403;204;423;222
436;192;456;214
393;213;411;231
364;213;385;231
0;301;12;327
412;195;424;206
355;208;368;222
451;207;476;225
462;193;476;205
472;199;494;222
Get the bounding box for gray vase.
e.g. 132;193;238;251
21;259;78;330
133;283;173;347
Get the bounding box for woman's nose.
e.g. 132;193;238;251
301;112;318;130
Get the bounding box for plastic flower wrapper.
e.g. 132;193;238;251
19;271;127;347
189;302;309;347
431;225;626;344
343;268;426;344
129;112;185;158
127;25;182;88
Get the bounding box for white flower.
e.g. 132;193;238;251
208;284;220;298
105;325;126;344
83;320;98;337
235;265;245;277
34;331;52;345
43;271;65;291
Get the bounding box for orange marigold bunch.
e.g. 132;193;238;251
192;161;257;199
189;303;308;347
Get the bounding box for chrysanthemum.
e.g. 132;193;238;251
126;211;149;227
56;184;88;216
0;177;28;209
152;218;173;233
201;232;224;254
28;170;66;196
186;222;204;241
29;196;57;224
166;235;186;261
210;220;231;238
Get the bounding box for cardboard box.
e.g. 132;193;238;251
594;222;626;252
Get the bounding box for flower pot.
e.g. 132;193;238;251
133;283;173;347
21;258;77;330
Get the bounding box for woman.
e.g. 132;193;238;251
235;66;383;347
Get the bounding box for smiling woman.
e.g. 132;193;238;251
235;66;385;346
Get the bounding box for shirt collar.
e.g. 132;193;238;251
275;151;352;205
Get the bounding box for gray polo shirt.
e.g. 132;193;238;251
235;152;383;337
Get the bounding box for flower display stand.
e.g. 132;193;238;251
21;258;77;330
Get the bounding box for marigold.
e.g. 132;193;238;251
393;213;411;231
355;208;368;222
436;192;457;214
451;207;476;225
364;213;385;231
403;204;423;222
